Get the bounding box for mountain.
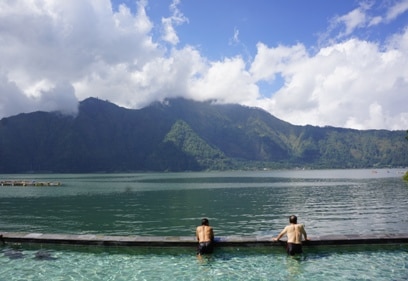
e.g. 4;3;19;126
0;97;407;173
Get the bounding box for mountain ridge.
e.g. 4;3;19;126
0;97;406;173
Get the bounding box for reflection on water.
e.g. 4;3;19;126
0;169;407;237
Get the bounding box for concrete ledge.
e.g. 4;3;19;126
1;232;408;247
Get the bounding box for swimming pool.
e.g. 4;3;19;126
1;243;407;281
1;170;408;280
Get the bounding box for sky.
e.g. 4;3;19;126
0;0;408;130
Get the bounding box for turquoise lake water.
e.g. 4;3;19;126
1;169;408;280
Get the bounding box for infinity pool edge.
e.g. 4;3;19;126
2;232;408;247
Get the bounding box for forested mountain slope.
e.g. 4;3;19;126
0;97;406;173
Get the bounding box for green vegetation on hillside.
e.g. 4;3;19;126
0;97;407;173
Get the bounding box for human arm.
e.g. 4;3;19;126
300;224;309;241
196;227;200;241
209;227;214;242
272;227;287;241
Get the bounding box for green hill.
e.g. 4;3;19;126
0;97;406;172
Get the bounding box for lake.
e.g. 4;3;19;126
1;169;407;237
1;169;408;280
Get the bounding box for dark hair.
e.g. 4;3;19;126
201;218;209;226
289;215;297;224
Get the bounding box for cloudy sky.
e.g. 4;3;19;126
1;0;407;130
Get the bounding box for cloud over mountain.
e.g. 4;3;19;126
0;0;407;130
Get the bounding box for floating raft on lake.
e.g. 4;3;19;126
1;232;408;247
0;180;61;187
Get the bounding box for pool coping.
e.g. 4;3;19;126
2;232;408;247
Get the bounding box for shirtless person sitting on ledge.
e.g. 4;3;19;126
272;215;309;255
196;218;214;255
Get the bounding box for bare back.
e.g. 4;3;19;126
196;225;214;243
280;224;307;244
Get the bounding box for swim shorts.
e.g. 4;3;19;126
197;242;213;255
286;243;302;255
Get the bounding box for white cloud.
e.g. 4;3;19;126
36;81;79;115
229;28;240;45
161;0;188;45
0;0;159;115
335;7;368;37
386;0;408;22
0;75;32;117
250;43;308;82
251;32;408;130
192;56;260;104
0;75;77;116
0;0;407;131
324;0;408;36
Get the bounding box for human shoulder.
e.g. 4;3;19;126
296;224;306;233
282;225;291;232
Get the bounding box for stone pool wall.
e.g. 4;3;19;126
1;232;408;247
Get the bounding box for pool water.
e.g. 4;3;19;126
1;244;407;281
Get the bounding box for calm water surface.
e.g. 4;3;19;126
1;169;407;237
1;169;408;280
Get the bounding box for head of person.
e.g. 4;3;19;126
201;218;209;226
289;215;297;224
